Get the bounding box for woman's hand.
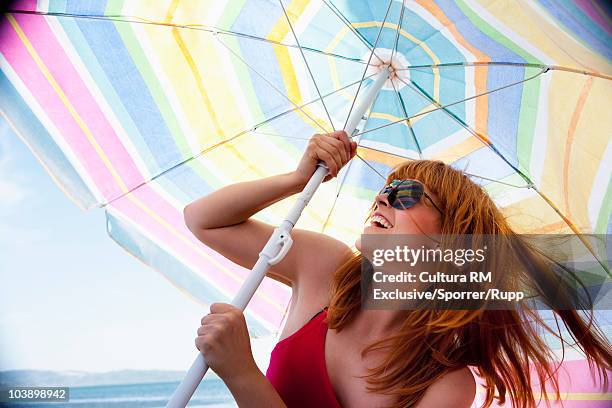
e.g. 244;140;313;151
293;130;357;185
196;303;258;383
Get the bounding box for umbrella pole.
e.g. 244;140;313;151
167;66;390;408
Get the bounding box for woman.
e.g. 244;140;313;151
184;131;611;407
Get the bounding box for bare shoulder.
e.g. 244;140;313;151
416;367;476;408
291;228;353;287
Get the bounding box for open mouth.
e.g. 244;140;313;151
370;214;393;229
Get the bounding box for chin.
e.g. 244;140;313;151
358;226;386;250
361;225;373;237
354;237;361;251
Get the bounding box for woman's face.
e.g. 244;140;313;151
355;179;443;250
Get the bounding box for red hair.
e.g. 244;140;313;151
327;160;611;407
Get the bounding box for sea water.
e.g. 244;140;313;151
0;379;236;407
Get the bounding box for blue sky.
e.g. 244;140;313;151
0;117;274;373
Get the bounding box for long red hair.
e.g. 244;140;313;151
327;160;611;407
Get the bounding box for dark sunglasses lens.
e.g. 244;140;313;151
388;180;424;210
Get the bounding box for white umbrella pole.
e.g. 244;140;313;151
166;66;390;408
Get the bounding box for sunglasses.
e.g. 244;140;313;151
379;179;443;215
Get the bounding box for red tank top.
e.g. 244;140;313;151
266;308;341;407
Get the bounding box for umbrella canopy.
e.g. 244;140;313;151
1;0;610;405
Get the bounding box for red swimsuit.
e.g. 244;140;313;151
266;308;342;407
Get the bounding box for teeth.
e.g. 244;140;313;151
371;215;392;229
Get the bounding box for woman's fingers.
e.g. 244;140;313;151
318;137;346;169
333;130;352;160
315;133;353;176
194;303;257;380
198;314;225;335
297;131;355;182
200;312;224;325
322;141;345;175
315;146;339;176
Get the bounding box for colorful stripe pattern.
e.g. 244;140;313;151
1;1;610;403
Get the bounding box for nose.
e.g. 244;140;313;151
375;193;390;207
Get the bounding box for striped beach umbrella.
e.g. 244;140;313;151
1;1;610;406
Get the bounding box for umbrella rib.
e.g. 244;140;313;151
248;73;376;134
214;29;366;67
391;0;406;61
320;106;378;233
536;65;611;81
390;79;423;158
463;174;530;188
321;0;384;64
343;0;394;131
250;131;310;140
390;75;543;202
351;67;546;139
395;74;536;183
395;61;612;80
214;30;368;65
357;144;416;161
100;73;375;207
248;73;376;133
279;0;336;131
216;33;330;134
354;153;388;181
396;61;547;70
356;144;531;188
5;9;369;66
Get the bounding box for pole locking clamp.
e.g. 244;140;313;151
260;228;294;265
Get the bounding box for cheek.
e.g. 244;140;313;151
395;207;441;233
418;210;442;233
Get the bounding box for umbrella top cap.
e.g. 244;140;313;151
364;48;410;90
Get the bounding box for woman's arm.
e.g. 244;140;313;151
225;369;287;408
183;171;306;231
184;131;357;287
184;130;355;230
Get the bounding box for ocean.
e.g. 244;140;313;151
0;379;236;407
